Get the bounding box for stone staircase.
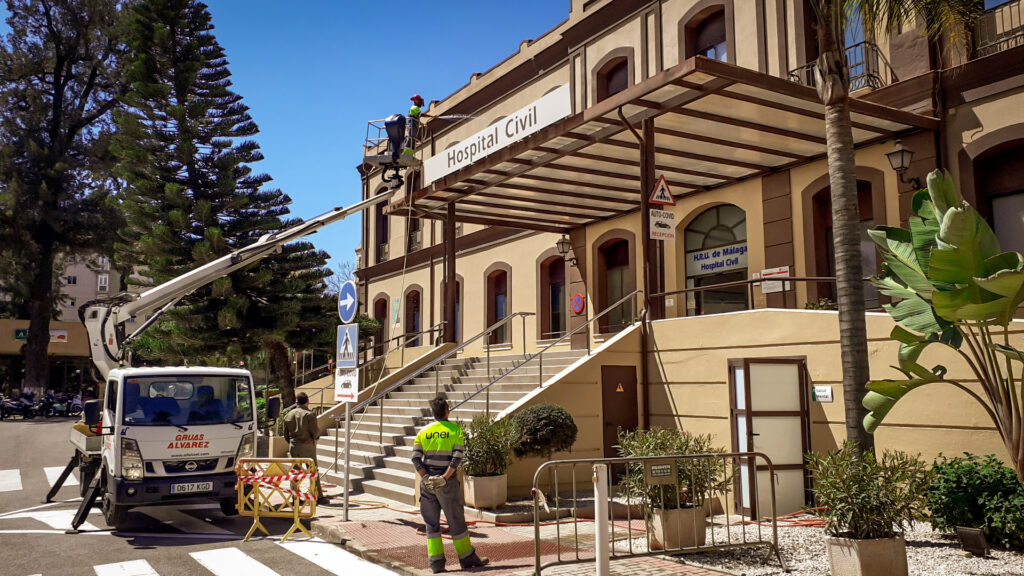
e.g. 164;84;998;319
315;348;585;505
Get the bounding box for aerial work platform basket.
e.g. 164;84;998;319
363;114;425;188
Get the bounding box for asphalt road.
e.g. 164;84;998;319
0;418;397;576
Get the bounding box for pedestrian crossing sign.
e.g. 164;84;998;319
649;175;675;206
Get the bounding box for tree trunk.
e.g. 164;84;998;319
824;93;875;452
264;339;295;407
23;234;55;392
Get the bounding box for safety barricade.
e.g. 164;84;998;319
236;457;319;542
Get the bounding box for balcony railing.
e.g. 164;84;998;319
975;0;1024;58
788;41;897;91
375;242;389;263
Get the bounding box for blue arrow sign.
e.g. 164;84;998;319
338;280;358;324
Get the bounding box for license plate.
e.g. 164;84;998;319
170;481;213;494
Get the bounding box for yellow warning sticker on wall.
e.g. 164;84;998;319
616;383;624;392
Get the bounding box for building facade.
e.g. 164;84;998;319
355;0;1024;501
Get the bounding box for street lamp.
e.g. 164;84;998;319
885;140;921;189
555;235;577;267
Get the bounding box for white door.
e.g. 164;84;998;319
730;359;808;517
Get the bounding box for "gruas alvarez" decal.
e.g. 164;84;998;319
168;433;210;450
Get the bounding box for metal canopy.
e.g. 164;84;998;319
389;56;938;233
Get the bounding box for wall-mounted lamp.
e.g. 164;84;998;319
885;140;921;189
556;235;577;267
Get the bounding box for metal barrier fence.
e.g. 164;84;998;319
532;453;789;574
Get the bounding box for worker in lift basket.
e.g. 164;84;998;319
412;395;489;573
403;94;431;159
282;392;329;505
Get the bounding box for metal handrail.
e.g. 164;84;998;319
280;322;446;415
975;0;1024;58
451;289;644;416
331;311;535;446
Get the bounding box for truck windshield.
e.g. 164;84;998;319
120;375;253;426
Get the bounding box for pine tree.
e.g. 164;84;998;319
113;0;334;389
0;0;125;388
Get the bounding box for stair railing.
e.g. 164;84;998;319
338;311;535;446
451;289;644;418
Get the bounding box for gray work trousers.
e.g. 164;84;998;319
420;476;474;561
288;441;323;500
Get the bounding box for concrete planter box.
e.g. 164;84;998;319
648;507;707;550
464;474;507;509
824;535;908;576
268;435;290;458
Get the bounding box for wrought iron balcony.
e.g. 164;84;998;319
975;0;1024;58
788;42;897;91
376;242;389;263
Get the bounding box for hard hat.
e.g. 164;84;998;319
411;94;424;104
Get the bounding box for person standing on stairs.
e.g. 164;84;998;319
412;395;490;573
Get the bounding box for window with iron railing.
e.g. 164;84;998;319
975;0;1024;58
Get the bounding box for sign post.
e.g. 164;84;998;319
334;320;360;522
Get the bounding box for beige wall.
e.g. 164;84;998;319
0;319;90;357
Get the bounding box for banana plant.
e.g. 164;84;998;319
864;170;1024;484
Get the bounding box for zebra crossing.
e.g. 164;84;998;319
87;541;398;576
0;466;78;493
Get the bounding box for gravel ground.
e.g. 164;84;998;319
672;520;1024;576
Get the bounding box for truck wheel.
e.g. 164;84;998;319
219;498;238;516
102;491;128;529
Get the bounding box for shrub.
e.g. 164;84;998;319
462;415;517;477
806;442;931;539
804;297;838;310
928;453;1024;550
512;403;578;458
616;427;728;509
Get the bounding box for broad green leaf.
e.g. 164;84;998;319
911;189;936;221
863;378;941;433
870;226;933;296
890;325;923;345
932;287;1005;323
872;276;918;300
926;169;960;218
885;296;944;335
908;215;939;275
974;265;1024;298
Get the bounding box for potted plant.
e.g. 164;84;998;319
617;428;727;550
806;442;931;576
461;415;517;509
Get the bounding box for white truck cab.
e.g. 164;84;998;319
86;366;259;527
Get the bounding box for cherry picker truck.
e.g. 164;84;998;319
48;187;402;532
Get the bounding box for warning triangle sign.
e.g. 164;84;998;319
649;175;675;206
616;383;624;392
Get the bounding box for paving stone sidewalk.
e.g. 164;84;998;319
309;489;733;576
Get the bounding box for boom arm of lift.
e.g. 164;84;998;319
80;190;396;381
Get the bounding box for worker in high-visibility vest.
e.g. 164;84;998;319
412;395;489;573
403;94;430;159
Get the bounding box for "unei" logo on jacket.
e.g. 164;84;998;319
425;431;450;440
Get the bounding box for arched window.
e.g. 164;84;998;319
539;256;566;339
810;183;879;308
486;268;509;344
694;10;727;61
976;140;1024;256
598;59;629;101
374;189;389;263
404;289;421;347
681;3;733;64
683;204;748;315
596;235;635;333
372;296;389;355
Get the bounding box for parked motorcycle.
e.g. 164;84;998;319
0;391;37;420
67;394;83;417
40;391;69;418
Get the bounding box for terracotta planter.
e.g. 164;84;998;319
463;474;507;509
824;535;908;576
647;507;707;550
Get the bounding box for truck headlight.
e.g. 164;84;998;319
121;437;144;481
237;432;255;459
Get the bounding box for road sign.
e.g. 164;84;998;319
336;324;359;369
571;293;586;315
649;175;675;206
338;280;358;324
649;208;675;241
334;367;359;403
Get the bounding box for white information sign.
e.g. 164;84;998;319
336;324;359;369
334;368;360;403
760;266;791;294
649;209;675;241
684;242;748;277
812;385;833;403
423;84;571;184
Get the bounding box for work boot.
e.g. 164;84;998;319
429;558;447;573
459;551;490;570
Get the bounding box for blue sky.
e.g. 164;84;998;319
1;1;567;270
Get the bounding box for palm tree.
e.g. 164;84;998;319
807;0;981;450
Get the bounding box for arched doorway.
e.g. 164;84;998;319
372;295;389;356
486;268;509;344
596;236;634;333
683;204;749;315
404;289;421;347
539;256;567;339
809;182;879;308
975;139;1024;256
